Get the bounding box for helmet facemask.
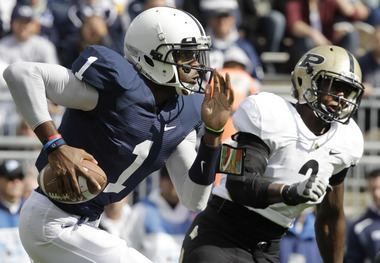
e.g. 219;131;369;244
150;37;214;95
304;71;364;124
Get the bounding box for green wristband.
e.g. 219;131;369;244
204;125;224;136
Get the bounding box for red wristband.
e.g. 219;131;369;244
47;134;62;141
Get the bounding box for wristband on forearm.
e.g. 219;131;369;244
188;139;221;185
281;184;307;206
280;185;292;204
204;125;224;136
42;134;66;154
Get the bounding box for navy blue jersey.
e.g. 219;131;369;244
35;45;203;220
345;208;380;262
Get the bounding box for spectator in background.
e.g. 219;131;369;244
59;15;115;67
359;20;380;96
19;161;38;200
217;45;260;143
127;0;177;22
65;0;125;54
0;5;59;135
143;0;176;9
99;196;131;237
0;0;17;37
280;208;323;263
237;0;286;73
238;0;286;52
122;167;196;263
359;1;380;27
0;160;30;263
0;4;59;65
345;169;380;263
200;0;264;80
357;20;380;133
182;0;203;25
285;0;369;69
17;0;58;45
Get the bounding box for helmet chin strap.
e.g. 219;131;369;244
175;86;190;95
175;82;194;95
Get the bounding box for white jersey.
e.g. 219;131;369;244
213;92;364;227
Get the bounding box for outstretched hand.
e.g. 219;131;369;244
201;71;234;131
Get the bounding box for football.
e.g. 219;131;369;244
38;160;107;204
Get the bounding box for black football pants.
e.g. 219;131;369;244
181;195;287;263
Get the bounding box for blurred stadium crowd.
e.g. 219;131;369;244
1;0;380;262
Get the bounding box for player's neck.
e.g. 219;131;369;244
148;82;177;112
295;104;330;136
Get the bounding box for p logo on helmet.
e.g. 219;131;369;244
298;54;325;68
291;45;365;124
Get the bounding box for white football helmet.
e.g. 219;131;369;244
291;45;364;124
124;7;213;95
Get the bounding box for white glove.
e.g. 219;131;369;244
281;174;328;206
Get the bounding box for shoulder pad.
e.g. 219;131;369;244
233;92;289;135
233;92;295;152
336;120;364;166
71;45;141;91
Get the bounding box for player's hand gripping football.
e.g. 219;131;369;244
201;71;234;132
47;145;102;200
281;173;329;206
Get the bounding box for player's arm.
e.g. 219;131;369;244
315;169;347;263
3;62;101;199
166;72;234;211
3;62;98;129
166;70;236;211
166;130;213;211
225;132;328;208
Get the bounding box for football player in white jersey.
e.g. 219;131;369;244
181;45;365;263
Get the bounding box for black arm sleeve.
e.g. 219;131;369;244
225;132;271;209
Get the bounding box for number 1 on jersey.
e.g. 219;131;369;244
104;140;153;193
74;56;98;80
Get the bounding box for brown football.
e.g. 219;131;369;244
38;160;107;204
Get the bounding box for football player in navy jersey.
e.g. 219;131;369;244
3;7;233;263
181;45;365;263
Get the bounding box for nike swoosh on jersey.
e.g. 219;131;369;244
329;150;341;155
164;125;176;131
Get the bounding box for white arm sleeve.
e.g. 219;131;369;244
3;62;99;130
166;130;212;212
